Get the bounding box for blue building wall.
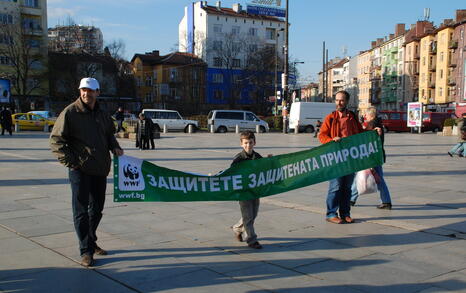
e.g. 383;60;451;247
206;67;281;105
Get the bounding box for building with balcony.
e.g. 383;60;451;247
0;0;48;111
343;55;358;112
179;1;285;110
131;50;207;114
357;49;372;114
450;10;466;116
434;22;455;108
48;25;103;55
403;21;435;108
419;33;437;105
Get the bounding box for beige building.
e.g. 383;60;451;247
419;33;437;105
434;24;455;106
357;50;372;114
0;0;48;110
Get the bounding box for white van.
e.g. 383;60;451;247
289;102;335;133
207;110;269;133
142;109;198;132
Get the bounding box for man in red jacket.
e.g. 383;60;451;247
318;90;364;224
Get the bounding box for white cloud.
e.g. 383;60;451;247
47;7;81;18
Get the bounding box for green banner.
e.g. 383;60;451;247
114;131;383;202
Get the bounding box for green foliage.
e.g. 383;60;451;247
263;116;283;130
443;118;456;127
187;115;208;128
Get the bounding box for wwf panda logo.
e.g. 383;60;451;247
123;164;139;180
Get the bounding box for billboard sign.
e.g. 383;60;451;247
0;78;11;103
246;5;286;17
407;102;422;127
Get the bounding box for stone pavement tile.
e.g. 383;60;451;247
0;226;18;240
0;267;133;293
97;255;203;288
31;231;117;250
224;263;338;292
0;201;32;213
0;237;43;253
295;253;447;293
0;207;49;221
0;214;74;237
395;239;466;272
288;239;376;261
329;228;450;255
142;268;267;293
0;248;76;281
421;269;466;291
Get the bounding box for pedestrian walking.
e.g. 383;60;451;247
0;106;13;136
231;131;264;249
318;91;380;224
136;113;151;150
350;107;392;209
50;77;124;267
313;120;322;138
448;112;466;157
114;106;126;133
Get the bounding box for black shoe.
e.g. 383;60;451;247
377;203;392;210
350;201;356;206
248;241;263;249
448;152;453;157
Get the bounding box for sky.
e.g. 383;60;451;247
47;0;465;85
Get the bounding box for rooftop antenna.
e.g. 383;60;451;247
341;45;348;57
424;8;430;21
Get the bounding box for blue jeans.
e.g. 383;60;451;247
351;165;391;204
69;169;107;256
449;143;465;156
326;173;355;218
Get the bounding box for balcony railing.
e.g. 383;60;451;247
429;66;436;72
448;62;457;68
448;78;456;86
429;45;437;54
449;40;458;49
428;81;436;88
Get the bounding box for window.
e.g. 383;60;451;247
170;68;178;81
232;74;241;84
22;17;41;30
439;87;443;97
213;40;222;50
213;24;222;33
214;90;223;99
248;28;257;36
145;75;152;86
0;13;13;24
232;42;241;52
0;56;11;65
213;57;222;67
440;52;444;62
0;34;13;45
246;113;257;121
27;39;39;48
213;73;223;83
232;26;240;35
145;92;153;103
440;69;443;79
422;57;426;66
30;60;42;69
232;58;241;68
266;28;276;40
22;0;39;7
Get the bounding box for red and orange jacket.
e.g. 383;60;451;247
318;110;364;144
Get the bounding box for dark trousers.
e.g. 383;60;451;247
1;123;12;135
69;169;107;256
116;120;125;132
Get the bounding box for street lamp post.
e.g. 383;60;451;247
274;28;284;116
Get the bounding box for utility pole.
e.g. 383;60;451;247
322;41;326;102
283;0;289;107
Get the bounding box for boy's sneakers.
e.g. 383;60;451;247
248;241;262;249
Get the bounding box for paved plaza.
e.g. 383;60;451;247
0;131;465;292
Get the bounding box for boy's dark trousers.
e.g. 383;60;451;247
233;199;260;244
68;169;106;256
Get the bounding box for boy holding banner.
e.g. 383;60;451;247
231;131;264;249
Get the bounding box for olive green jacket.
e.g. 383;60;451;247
50;98;121;176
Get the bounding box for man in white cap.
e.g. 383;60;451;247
50;77;124;267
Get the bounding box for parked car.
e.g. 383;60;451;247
141;109;198;132
28;110;56;120
207;110;269;133
289;102;335;133
379;111;453;133
12;113;55;131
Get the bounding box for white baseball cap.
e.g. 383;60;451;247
78;77;100;90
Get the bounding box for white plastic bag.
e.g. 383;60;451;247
355;169;378;195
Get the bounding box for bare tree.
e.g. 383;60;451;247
0;13;47;111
